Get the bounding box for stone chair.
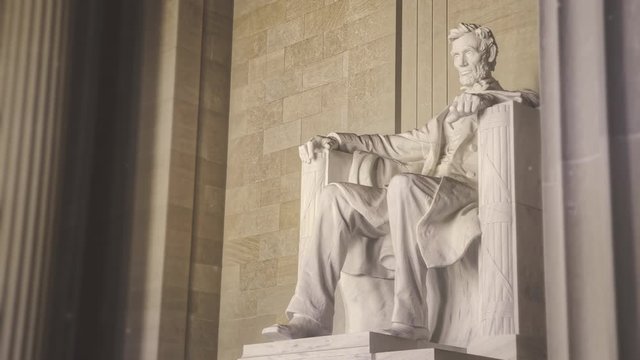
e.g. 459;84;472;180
298;101;546;360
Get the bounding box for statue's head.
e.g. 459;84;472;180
448;23;498;87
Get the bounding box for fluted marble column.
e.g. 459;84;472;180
540;0;619;359
0;0;71;359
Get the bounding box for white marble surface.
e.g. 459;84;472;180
467;334;547;360
240;332;484;360
287;101;545;359
376;349;498;360
244;332;419;357
338;272;394;333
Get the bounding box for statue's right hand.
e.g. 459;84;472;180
298;135;338;164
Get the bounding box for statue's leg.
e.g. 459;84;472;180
284;183;388;336
386;174;438;337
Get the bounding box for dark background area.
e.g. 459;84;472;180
43;0;144;358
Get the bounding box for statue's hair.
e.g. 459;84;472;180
448;23;498;71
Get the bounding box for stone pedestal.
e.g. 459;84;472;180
239;332;498;360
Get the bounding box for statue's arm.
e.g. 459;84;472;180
327;127;429;163
298;120;435;164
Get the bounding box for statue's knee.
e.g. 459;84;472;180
319;184;343;206
387;174;416;198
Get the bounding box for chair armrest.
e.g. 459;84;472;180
298;150;353;258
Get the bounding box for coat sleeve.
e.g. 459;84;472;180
328;126;431;163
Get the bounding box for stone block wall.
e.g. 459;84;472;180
218;1;398;359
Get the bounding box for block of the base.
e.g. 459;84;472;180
466;335;546;360
239;346;372;360
240;332;465;359
376;349;499;360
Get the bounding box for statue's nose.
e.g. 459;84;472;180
454;57;467;68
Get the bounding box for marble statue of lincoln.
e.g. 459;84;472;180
263;23;538;341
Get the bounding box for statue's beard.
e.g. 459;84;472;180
458;61;491;87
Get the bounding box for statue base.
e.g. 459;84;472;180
238;332;498;359
467;335;547;360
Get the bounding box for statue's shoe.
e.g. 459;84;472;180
261;324;294;341
379;323;430;341
262;314;330;342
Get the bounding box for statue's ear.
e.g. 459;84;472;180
487;45;497;64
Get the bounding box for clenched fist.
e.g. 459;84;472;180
298;135;339;163
446;93;493;126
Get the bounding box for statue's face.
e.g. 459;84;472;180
450;32;491;86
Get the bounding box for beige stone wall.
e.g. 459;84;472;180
218;1;398;359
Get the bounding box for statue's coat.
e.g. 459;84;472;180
326;89;535;277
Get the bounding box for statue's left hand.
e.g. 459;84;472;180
447;93;493;125
298;135;339;164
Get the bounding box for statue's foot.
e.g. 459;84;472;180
261;324;294;341
380;322;430;341
262;314;329;342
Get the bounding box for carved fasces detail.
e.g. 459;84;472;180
478;102;516;336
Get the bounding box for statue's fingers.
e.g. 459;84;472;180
482;95;493;109
464;96;473;113
306;141;313;158
471;96;480;113
299;144;309;163
305;143;314;163
462;93;471;114
457;93;465;113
